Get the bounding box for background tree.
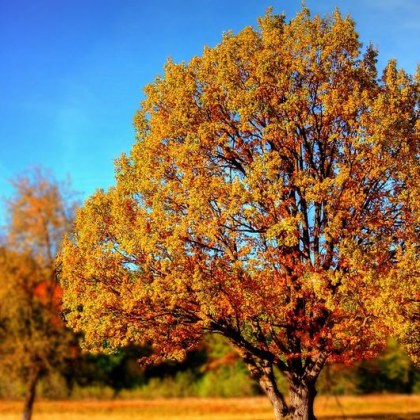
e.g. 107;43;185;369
60;8;419;420
0;168;78;420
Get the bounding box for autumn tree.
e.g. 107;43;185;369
59;8;419;420
0;169;78;420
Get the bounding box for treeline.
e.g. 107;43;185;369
1;335;419;400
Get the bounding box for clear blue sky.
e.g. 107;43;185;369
1;0;419;223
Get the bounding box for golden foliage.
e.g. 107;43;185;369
60;7;419;417
0;168;78;385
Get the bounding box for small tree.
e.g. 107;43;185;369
0;168;78;420
59;9;419;420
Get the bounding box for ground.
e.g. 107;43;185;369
1;395;420;419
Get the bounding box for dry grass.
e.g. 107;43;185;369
0;395;420;419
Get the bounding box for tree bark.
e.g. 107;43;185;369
246;361;288;419
287;379;317;420
259;372;289;420
22;367;40;420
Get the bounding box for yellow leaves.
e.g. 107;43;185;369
6;168;75;269
60;6;419;370
266;216;300;247
0;170;79;380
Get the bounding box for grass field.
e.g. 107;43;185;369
1;395;420;419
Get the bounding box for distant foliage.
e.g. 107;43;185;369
0;168;79;419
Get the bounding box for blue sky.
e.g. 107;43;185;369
1;0;419;223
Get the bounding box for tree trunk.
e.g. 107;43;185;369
246;361;288;419
287;379;317;420
259;373;288;420
22;367;40;420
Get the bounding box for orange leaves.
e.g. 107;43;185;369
0;169;79;383
60;7;418;381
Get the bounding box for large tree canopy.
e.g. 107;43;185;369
60;8;419;420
